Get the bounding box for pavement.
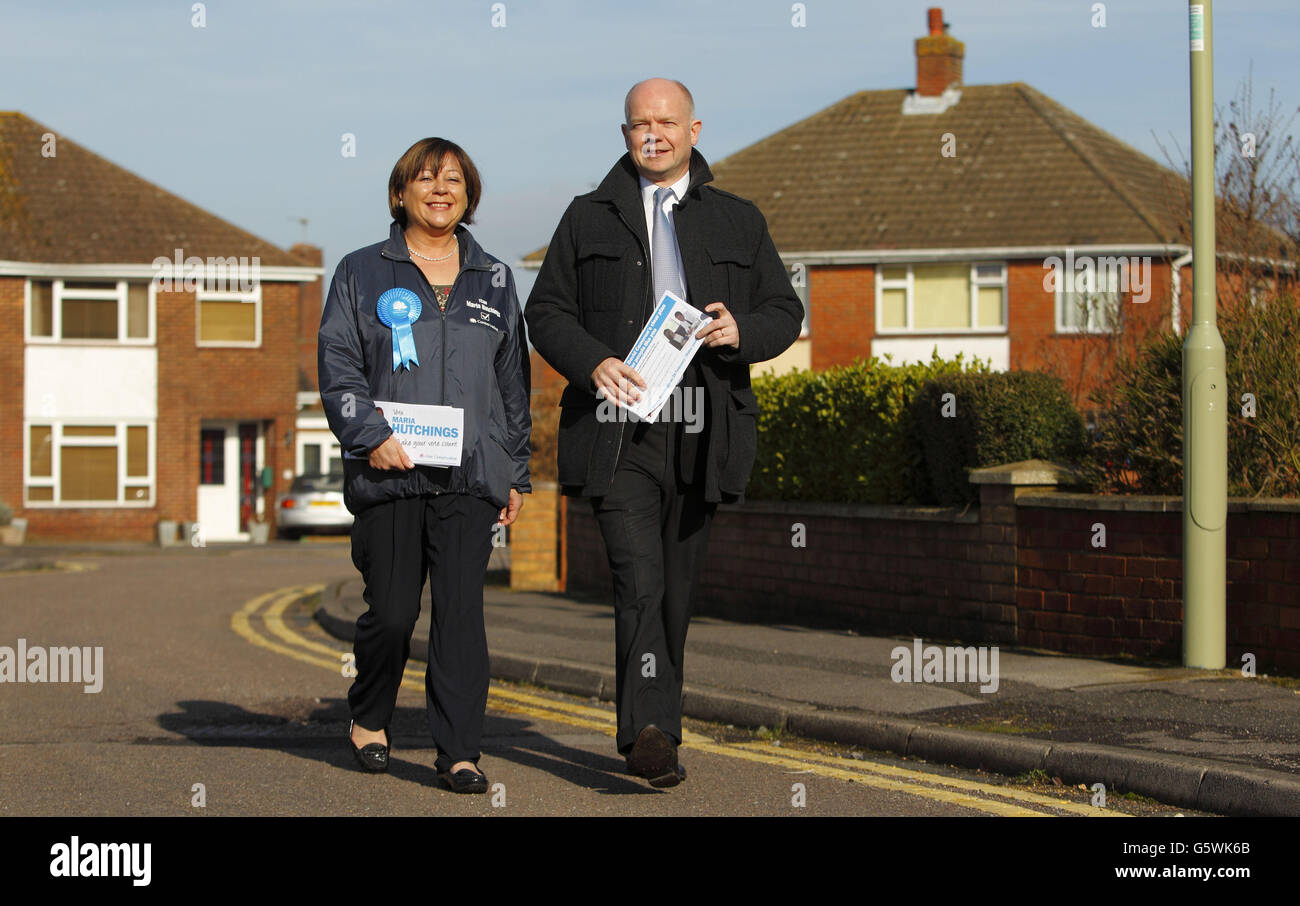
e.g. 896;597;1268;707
317;576;1300;817
6;540;1298;816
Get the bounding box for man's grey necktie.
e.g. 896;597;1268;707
652;186;686;304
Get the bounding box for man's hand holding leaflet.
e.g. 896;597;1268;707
614;290;713;422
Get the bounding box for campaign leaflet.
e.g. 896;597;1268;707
618;291;713;422
372;400;464;467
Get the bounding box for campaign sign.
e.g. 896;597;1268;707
372;400;464;467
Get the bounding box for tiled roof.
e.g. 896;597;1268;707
709;82;1189;252
0;111;307;267
523;82;1193;262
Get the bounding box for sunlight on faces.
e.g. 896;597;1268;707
401;152;468;235
621;78;701;186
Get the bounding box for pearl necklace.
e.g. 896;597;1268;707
407;238;457;262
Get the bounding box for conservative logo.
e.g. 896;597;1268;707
465;298;502;332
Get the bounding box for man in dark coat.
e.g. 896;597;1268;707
525;78;803;787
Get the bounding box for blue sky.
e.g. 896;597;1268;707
4;0;1297;301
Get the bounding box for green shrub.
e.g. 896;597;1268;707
1086;293;1300;496
749;351;988;504
910;371;1088;505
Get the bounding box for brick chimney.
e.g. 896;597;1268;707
916;7;963;96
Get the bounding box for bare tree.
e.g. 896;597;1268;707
1154;67;1300;312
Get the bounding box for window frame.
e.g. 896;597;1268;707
1054;267;1122;334
24;279;156;345
195;284;262;348
874;262;1007;335
23;420;156;507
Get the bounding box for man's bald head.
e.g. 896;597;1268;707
624;78;695;126
621;77;702;186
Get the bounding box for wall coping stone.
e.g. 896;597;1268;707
722;499;978;523
969;459;1084;487
1018;492;1300;513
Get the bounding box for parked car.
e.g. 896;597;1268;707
276;473;352;539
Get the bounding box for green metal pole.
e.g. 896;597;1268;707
1182;0;1226;669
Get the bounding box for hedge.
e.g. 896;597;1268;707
909;371;1087;505
749;351;989;504
1085;292;1300;496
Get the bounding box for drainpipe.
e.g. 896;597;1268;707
1171;251;1192;335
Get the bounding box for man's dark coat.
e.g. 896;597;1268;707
525;149;803;503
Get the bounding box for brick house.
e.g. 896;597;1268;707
522;8;1220;410
0;112;322;542
703;7;1205;402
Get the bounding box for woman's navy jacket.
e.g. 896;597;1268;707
318;221;531;513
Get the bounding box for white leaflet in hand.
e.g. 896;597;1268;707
619;291;711;422
372;400;464;467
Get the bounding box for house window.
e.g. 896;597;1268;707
301;441;343;477
1056;268;1121;333
879;266;909;329
26;280;154;343
25;422;154;506
973;264;1006;328
197;286;261;346
876;262;1006;333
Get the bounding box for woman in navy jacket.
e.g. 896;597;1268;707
318;138;531;793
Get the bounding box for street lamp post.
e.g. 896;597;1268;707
1182;0;1227;669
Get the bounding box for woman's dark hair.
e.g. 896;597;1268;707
388;138;482;226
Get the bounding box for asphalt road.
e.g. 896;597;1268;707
0;543;1202;817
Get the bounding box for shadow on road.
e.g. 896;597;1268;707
153;698;654;794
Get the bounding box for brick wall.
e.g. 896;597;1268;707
1016;499;1300;668
565;492;1019;645
554;478;1300;672
809;257;1182;408
509;482;564;592
809;265;873;370
156;281;299;526
0;278;24;522
529;349;566;395
1010;257;1178;409
1016;504;1183;659
292;244;323;393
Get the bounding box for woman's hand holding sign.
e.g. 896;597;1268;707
369;433;414;471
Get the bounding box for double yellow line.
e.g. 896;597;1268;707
233;586;1124;817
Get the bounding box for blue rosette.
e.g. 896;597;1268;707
376;288;422;371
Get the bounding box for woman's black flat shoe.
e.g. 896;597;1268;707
349;720;390;773
439;766;488;794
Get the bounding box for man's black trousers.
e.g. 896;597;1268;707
592;414;717;754
347;491;498;768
